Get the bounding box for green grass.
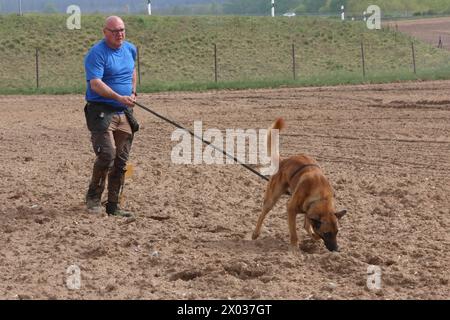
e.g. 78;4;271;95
2;66;450;95
0;14;450;94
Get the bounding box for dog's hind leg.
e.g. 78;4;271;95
252;176;287;240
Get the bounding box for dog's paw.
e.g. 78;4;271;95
289;244;300;255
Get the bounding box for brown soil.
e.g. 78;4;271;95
0;81;449;299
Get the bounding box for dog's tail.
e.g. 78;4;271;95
267;118;285;162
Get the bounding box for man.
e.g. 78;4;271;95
84;16;139;217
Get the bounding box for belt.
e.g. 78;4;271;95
87;101;125;114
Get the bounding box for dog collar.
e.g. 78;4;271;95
290;163;320;180
305;197;329;213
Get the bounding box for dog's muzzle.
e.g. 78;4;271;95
325;242;339;252
322;233;339;252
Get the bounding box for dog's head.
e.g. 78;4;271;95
307;210;347;251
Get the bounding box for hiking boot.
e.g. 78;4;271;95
105;202;133;218
85;195;102;214
86;165;108;214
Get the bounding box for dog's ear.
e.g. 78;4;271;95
335;209;347;220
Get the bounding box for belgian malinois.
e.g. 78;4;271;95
252;118;347;252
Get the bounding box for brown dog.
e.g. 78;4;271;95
252;118;347;252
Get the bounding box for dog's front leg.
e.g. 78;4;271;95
287;203;299;252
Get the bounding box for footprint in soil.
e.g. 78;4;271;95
223;261;268;280
169;269;203;281
299;239;321;254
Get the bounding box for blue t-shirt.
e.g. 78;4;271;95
84;39;137;111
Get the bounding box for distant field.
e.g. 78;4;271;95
1;14;450;93
394;16;450;50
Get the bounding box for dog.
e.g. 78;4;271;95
252;118;347;252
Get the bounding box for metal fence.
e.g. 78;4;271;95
1;24;450;91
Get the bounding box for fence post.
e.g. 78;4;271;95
35;48;39;89
137;45;141;86
360;40;366;78
292;43;296;80
411;42;416;74
214;43;218;83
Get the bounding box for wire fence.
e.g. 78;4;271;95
1;23;450;91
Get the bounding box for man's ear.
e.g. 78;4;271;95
335;209;347;220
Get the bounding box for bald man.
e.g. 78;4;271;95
83;16;139;217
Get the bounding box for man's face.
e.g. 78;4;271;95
103;19;125;49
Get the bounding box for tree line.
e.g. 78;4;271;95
1;0;449;16
220;0;450;16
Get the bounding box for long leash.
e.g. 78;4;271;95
133;101;270;181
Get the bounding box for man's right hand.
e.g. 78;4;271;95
118;95;136;108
